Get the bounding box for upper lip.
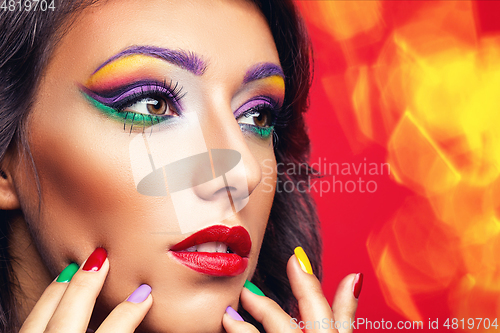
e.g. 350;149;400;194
170;225;251;257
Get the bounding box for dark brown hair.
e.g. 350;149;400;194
0;1;321;332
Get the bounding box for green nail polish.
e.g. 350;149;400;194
244;280;265;296
56;263;79;283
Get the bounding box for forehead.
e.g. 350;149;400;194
50;0;280;83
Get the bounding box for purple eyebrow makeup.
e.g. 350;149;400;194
243;63;285;84
93;45;207;76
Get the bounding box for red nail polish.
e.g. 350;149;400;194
83;248;107;272
353;273;363;299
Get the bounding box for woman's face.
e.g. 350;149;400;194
12;0;282;331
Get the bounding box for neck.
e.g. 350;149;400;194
8;211;53;325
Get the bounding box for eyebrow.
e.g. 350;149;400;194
243;63;285;84
93;45;207;76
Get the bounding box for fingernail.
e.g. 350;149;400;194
82;248;107;272
225;306;244;321
353;273;364;299
294;246;313;275
56;263;79;283
127;284;152;303
244;280;265;296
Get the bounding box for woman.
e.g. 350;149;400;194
0;0;362;332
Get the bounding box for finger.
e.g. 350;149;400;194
95;284;153;333
222;306;260;333
287;247;335;332
331;273;363;333
19;263;79;333
44;248;108;333
240;285;295;332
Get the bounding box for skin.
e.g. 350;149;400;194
0;0;360;332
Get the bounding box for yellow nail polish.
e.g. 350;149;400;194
294;246;313;275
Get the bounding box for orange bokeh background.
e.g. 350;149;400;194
297;1;500;331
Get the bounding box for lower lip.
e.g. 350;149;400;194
170;252;248;277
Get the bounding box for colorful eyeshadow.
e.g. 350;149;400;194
243;63;285;84
247;125;274;139
82;46;282;139
82;92;170;129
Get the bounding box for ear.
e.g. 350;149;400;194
0;161;20;210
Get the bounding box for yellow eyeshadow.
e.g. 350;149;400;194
86;55;170;87
260;75;285;90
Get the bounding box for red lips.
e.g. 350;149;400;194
170;225;251;277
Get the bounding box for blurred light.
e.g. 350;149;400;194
298;0;500;328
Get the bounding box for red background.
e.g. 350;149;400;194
300;1;500;331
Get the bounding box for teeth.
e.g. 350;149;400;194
185;246;197;252
216;242;228;253
197;242;217;253
184;242;230;253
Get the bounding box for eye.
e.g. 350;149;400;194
124;97;178;117
235;99;280;140
237;107;273;128
80;79;185;132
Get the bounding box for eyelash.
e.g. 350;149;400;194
114;79;184;110
81;79;185;132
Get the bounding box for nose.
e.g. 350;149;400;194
192;126;262;211
129;101;263;234
190;148;254;208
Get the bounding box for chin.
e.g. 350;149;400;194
138;313;227;333
91;256;249;333
135;293;235;333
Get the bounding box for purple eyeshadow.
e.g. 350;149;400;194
234;97;276;119
93;45;207;76
243;63;285;84
80;79;184;111
82;86;151;105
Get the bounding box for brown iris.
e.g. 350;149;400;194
254;110;271;127
145;97;176;116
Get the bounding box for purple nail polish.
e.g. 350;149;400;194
226;306;244;321
127;284;152;303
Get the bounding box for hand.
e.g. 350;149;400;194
19;248;153;333
223;246;362;333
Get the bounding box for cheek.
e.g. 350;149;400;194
245;141;277;248
22;100;180;270
27;125;121;262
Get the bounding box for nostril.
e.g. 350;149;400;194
212;186;236;199
226;186;237;193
